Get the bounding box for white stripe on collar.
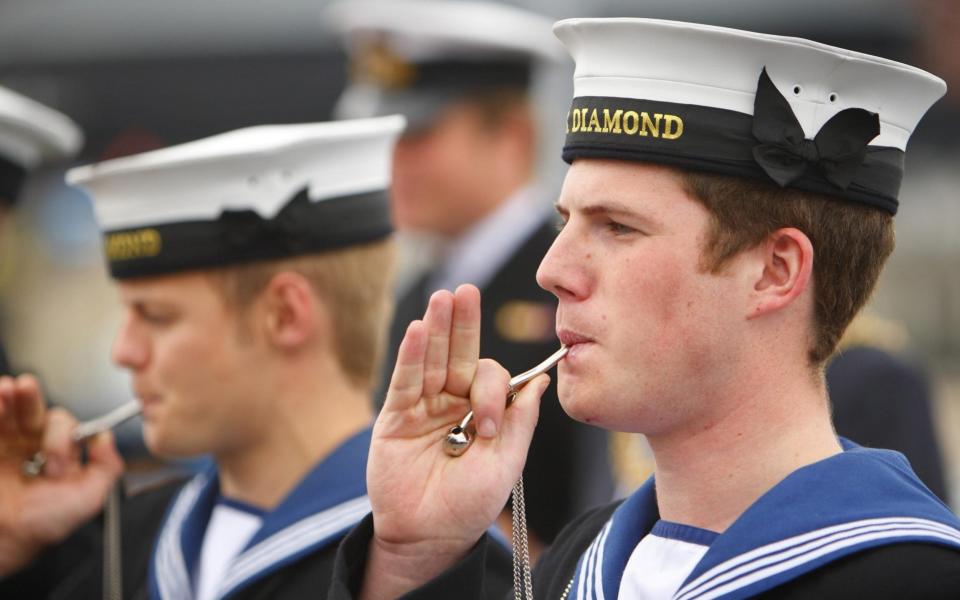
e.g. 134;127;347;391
573;527;593;599
154;474;370;600
156;474;209;600
214;495;371;598
591;521;612;600
674;517;960;600
575;520;611;600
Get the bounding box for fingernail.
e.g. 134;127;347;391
538;376;551;394
478;417;497;439
45;457;62;478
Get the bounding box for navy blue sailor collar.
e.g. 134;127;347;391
149;427;372;600
571;438;960;600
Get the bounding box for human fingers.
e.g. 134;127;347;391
13;374;46;437
0;376;22;455
84;431;125;485
383;320;428;413
0;376;14;431
40;409;80;479
0;375;19;418
498;374;548;462
16;432;124;557
421;291;453;398
469;359;511;440
445;285;481;398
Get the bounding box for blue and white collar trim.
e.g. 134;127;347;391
673;516;960;600
650;521;719;547
149;427;373;600
569;439;960;600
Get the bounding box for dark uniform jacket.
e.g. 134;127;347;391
387;219;611;544
2;428;373;600
828;345;948;500
328;440;960;599
1;479;179;600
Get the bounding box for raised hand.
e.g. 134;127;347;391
362;285;549;599
0;375;124;576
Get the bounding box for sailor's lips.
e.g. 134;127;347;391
557;328;593;346
134;392;161;418
557;329;595;363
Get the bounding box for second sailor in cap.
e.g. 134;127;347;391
0;116;429;599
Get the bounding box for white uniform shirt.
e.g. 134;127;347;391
193;497;265;600
619;520;718;600
428;185;551;293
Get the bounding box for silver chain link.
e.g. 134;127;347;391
103;481;123;600
511;475;534;600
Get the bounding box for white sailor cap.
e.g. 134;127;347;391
556;18;947;214
67;115;406;279
0;85;83;204
325;0;566;130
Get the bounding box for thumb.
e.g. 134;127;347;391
498;374;548;466
22;431;126;549
81;431;124;500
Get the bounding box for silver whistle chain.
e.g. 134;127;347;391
512;476;534;600
441;346;569;600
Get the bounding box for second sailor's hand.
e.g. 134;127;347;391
0;375;124;576
363;285;548;599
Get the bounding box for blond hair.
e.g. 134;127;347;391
207;239;395;389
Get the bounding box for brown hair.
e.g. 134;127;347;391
679;171;895;365
464;88;530;129
206;239;395;389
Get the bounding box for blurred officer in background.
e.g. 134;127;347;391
325;0;612;559
821;0;959;503
0;116;432;599
0;86;83;375
828;315;949;501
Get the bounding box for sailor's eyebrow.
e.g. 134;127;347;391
554;199;660;229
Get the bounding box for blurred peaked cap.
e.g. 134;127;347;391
324;0;566;129
67;115;406;280
555;18;947;215
0;85;83;204
324;0;566;63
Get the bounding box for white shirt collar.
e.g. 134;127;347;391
428;185;551;293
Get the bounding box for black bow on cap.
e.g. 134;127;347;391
752;68;880;190
218;186;314;254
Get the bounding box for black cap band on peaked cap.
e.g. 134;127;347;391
369;58;532;131
351;42;533;93
0;158;27;205
72;117;406;279
103;188;393;280
407;59;531;91
562;69;904;215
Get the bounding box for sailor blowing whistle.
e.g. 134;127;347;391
443;346;568;457
22;400;141;477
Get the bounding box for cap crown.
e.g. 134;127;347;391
0;86;83;203
326;0;565;127
555;18;947;213
68;116;405;278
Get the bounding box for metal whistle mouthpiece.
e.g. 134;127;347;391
443;346;568;457
71;401;142;442
21;400;142;478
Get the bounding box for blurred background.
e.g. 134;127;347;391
1;0;958;501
